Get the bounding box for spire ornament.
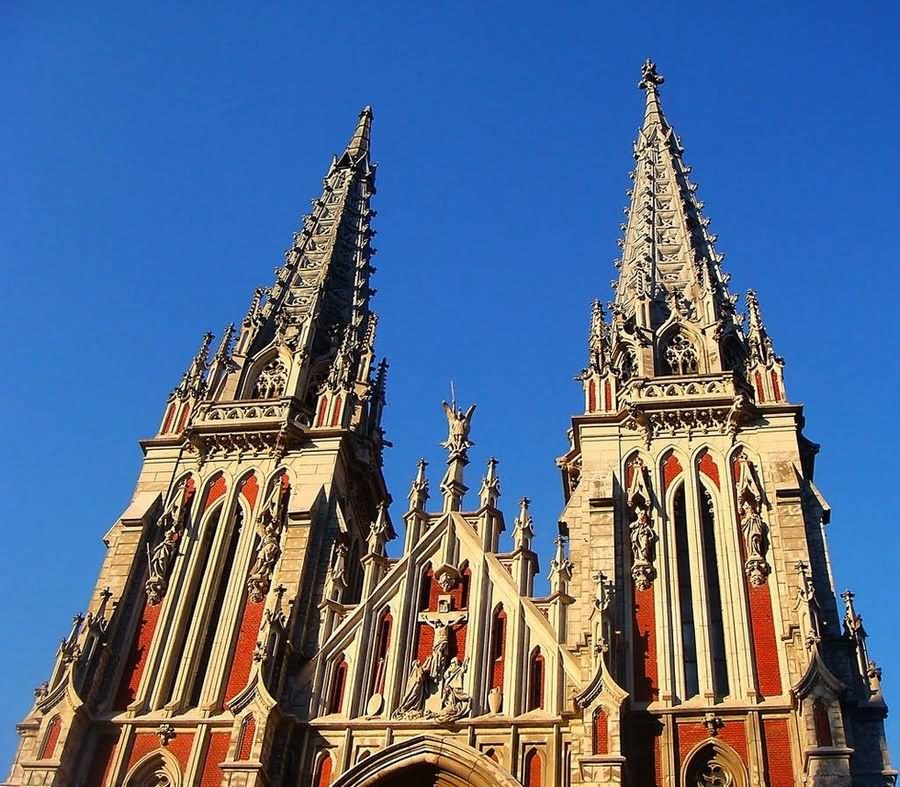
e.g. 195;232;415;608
638;58;664;90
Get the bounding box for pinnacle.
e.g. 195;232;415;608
344;105;374;163
638;58;667;132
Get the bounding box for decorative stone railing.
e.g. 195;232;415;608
193;399;289;425
624;373;739;403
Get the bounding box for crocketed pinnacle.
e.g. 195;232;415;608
614;60;737;333
340;105;374;166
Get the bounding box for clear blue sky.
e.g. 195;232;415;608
1;1;897;766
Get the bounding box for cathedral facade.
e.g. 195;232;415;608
5;62;895;787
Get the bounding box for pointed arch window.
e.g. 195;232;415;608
37;715;61;760
252;356;287;399
662;330;698;375
312;753;333;787
593;708;609;755
490;605;507;692
523;749;543;787
328;654;348;714
813;700;833;747
685;742;744;787
370;610;393;696
186;504;245;707
528;647;545;711
699;482;729;698
673;485;699;699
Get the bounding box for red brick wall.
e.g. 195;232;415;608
523;749;542;787
203;474;227;512
698;450;720;488
125;731;193;773
198;732;231;787
762;718;795;787
755;372;765;402
37;715;61;760
676;720;747;772
747;579;782;696
240;472;258;508
115;600;161;709
237;714;256;760
770;370;782;402
633;586;658;701
313;753;333;787
604;380;612;411
663;453;683;489
223;597;265;703
588;380;596;412
593;708;609;754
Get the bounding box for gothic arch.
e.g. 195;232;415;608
331;735;523;787
657;323;704;376
122;749;182;787
679;738;748;787
242;345;291;400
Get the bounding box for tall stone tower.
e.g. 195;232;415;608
5;64;895;787
556;59;895;786
6;107;390;786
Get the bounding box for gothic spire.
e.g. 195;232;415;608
614;59;737;337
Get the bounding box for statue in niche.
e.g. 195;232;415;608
629;504;657;590
145;481;191;605
247;479;288;602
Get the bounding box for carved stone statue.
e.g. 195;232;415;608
145;481;191;605
246;479;288;602
441;401;476;457
395;660;426;718
630;505;657;590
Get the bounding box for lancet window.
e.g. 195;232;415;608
528;647;545;711
328;654;348;714
370;611;392;696
662;330;698;375
673;485;700;699
490;605;507;692
186;505;246;707
700;483;729;698
252;356;288;399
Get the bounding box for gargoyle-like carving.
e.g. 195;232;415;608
735;452;771;585
145;479;193;605
626;458;657;590
246;477;289;603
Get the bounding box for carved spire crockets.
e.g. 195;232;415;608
842;589;882;698
512;496;535;552
581;60;752;410
160;107;384;455
173;331;213;401
745;289;787;403
479;457;501;510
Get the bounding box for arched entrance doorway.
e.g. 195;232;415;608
331;735;523;787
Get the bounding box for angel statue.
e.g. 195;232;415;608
441;400;476;457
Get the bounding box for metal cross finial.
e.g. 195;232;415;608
639;58;665;90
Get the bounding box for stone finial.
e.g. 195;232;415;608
548;525;574;591
513;497;534;550
639;58;664;90
408;458;429;512
479;457;501;509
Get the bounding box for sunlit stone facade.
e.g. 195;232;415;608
6;63;894;787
